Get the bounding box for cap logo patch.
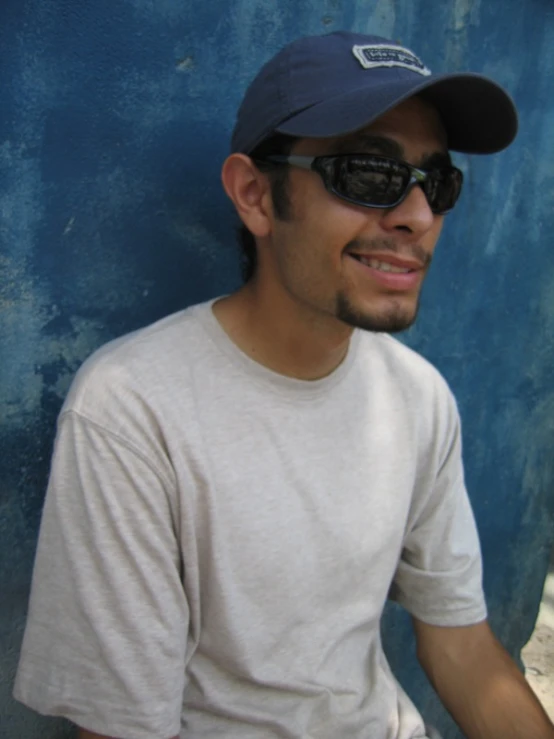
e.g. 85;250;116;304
352;44;431;76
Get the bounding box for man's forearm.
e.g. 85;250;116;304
415;620;554;739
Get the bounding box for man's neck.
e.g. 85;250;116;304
212;280;354;381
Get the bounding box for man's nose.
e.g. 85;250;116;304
379;182;438;236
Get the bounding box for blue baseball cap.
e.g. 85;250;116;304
231;31;518;155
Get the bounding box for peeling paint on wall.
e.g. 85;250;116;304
355;0;396;37
452;0;481;31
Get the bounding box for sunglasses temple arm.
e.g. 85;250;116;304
283;155;317;171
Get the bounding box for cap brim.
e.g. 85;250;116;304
276;73;517;154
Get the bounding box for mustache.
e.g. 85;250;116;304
344;238;432;268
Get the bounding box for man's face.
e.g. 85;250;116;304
262;96;449;333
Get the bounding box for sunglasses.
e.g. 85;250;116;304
258;153;463;215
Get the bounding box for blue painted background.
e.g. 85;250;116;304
1;1;553;736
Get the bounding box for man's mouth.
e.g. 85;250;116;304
349;255;415;274
346;250;426;292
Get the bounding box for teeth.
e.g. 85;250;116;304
357;256;412;273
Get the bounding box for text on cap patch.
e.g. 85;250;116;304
352;44;431;76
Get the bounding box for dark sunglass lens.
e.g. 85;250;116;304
335;156;410;206
425;168;463;213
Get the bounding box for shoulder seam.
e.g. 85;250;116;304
59;409;176;493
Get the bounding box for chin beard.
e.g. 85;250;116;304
336;292;419;334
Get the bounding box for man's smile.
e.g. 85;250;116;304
345;247;429;292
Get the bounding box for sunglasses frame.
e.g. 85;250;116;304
258;153;463;215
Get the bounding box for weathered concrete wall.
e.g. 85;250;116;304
1;1;553;736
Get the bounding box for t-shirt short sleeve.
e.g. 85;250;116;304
14;410;189;739
389;391;487;627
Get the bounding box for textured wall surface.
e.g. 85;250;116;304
1;1;553;737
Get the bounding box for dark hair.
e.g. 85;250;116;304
237;133;297;282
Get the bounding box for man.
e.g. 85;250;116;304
14;30;554;739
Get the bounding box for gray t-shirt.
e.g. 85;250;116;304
14;300;486;739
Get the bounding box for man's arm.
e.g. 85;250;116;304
414;618;554;738
78;730;179;739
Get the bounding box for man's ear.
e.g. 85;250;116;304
221;154;273;238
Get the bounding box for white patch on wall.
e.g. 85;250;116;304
453;0;482;30
355;0;396;38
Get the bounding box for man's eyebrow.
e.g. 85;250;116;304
332;134;404;158
331;134;453;169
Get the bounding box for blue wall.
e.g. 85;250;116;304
1;1;553;737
